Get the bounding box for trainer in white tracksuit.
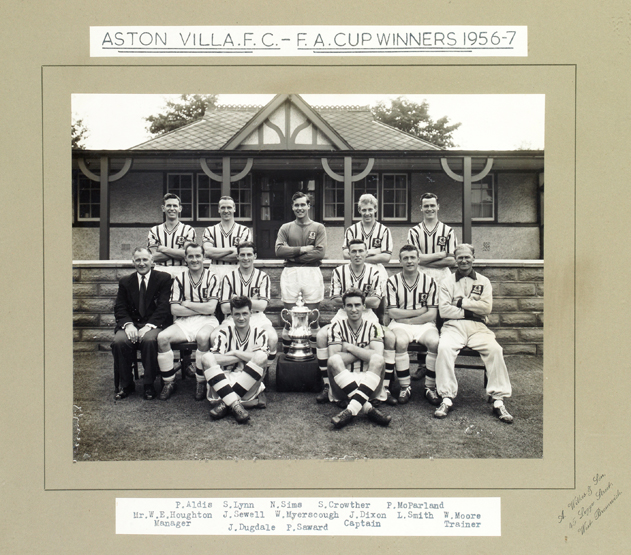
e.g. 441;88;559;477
435;251;512;402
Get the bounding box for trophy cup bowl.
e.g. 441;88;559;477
280;293;320;361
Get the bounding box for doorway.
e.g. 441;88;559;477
254;175;320;259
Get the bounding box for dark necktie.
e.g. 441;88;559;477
139;276;146;317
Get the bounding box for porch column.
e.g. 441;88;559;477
440;156;493;245
99;156;110;260
200;157;254;197
321;157;375;230
78;156;132;260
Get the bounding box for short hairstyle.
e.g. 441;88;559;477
342;288;366;305
162;192;181;206
184;242;203;256
454;243;475;257
230;295;253;312
357;193;378;209
132;246;152;258
399;244;419;257
420;192;438;205
291;191;311;205
236;241;257;254
348;238;367;250
218;195;236;206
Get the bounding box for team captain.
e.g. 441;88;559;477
327;289;392;429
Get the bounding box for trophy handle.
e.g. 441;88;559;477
280;308;292;326
308;309;320;325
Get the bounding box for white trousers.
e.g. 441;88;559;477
435;320;512;401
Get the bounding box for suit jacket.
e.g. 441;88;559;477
114;270;173;332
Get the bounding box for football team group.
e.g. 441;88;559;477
111;190;513;428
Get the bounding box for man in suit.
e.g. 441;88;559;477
111;247;173;400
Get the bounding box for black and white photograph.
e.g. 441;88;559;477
71;92;545;462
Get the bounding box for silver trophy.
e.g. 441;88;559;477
280;293;320;361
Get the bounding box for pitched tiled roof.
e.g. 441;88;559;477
131;101;440;151
317;108;440;151
131;107;259;150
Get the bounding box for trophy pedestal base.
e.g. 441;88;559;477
275;354;321;393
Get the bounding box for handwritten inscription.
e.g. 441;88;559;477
558;473;622;537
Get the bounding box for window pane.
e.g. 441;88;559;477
471;178;494;220
77;175;99;221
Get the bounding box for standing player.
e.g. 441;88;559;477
327;289;392;429
386;244;441;405
275;191;327;351
434;244;513;423
156;243;220;400
202;196;253;280
315;239;397;406
201;296;269;424
406;193;457;284
148;193;197;272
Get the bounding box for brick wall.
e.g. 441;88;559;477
73;260;543;356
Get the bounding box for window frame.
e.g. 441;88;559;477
166;172;253;224
322;172;410;223
471;174;496;222
75;173;100;222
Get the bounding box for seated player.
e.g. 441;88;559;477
201;296;269;424
315;239;397;406
201;241;278;401
434;244;514;423
148;193;196;273
156;243;220;400
327;289;392;429
386;244;440;405
202;195;253;280
111;247;172;400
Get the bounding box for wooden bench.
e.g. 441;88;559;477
131;341;197;381
407;342;488;387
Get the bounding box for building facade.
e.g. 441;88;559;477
72;94;544;261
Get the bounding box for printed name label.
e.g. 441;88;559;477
116;497;501;536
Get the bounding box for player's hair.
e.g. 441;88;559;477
162;192;181;206
342;288;366;305
131;246;152;258
291;191;311;205
218;195;236;206
348;238;367;250
357;193;378;209
399;244;419;256
236;241;257;254
420;192;438;205
230;295;253;311
455;243;475;257
184;242;203;256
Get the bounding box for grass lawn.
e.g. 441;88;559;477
73;352;542;462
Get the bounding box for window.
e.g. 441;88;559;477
323;173;409;222
471;176;495;221
169;173;253;222
323;176;345;221
76;174;99;221
167;174;194;220
382;174;408;221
